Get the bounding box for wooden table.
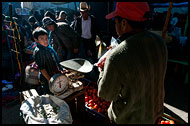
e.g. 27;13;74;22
64;89;85;125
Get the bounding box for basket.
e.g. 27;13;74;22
25;62;40;85
159;113;185;124
85;104;105;121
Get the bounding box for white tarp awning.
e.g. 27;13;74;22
21;2;33;10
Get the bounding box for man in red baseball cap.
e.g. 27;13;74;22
106;2;150;21
97;2;168;124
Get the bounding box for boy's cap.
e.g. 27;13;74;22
32;27;48;39
42;17;55;28
106;2;150;21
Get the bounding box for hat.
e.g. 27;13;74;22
4;16;11;23
13;17;18;23
80;2;90;12
106;2;150;21
42;16;55;27
28;16;37;23
57;11;67;20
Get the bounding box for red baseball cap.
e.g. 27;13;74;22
106;2;150;21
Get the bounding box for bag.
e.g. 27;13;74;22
25;62;40;85
20;94;73;124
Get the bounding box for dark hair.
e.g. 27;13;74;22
32;27;48;40
44;11;56;21
28;16;37;23
115;12;150;29
60;11;67;17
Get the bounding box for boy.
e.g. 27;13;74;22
32;27;65;94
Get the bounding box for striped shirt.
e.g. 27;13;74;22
33;43;57;83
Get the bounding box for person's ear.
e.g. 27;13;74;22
121;19;127;27
121;19;128;32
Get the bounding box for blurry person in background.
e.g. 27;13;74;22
73;2;105;63
42;17;80;61
2;14;12;80
44;11;57;22
57;11;70;25
70;11;80;29
97;2;168;124
28;16;39;31
34;10;43;26
4;16;11;28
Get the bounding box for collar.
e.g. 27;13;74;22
82;15;90;21
117;33;134;43
36;42;50;49
117;30;145;43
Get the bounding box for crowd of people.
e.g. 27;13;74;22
1;2;188;124
2;2;104;81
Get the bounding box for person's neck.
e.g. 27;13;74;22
119;29;145;42
83;16;88;20
127;28;145;34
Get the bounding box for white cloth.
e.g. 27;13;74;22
20;95;73;124
81;16;92;39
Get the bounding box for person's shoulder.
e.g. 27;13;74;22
89;13;95;18
107;42;127;63
75;16;82;23
33;46;40;57
33;45;46;55
56;22;69;31
146;30;164;41
76;15;82;20
57;22;68;27
127;30;162;41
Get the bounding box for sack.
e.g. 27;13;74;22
20;94;73;124
25;62;40;85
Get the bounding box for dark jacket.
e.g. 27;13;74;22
51;22;79;61
73;14;104;41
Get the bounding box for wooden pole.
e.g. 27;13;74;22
162;2;173;39
9;4;24;88
74;2;77;12
183;15;188;36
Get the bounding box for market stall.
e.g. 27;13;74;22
2;2;188;125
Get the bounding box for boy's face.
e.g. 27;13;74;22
35;34;49;47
